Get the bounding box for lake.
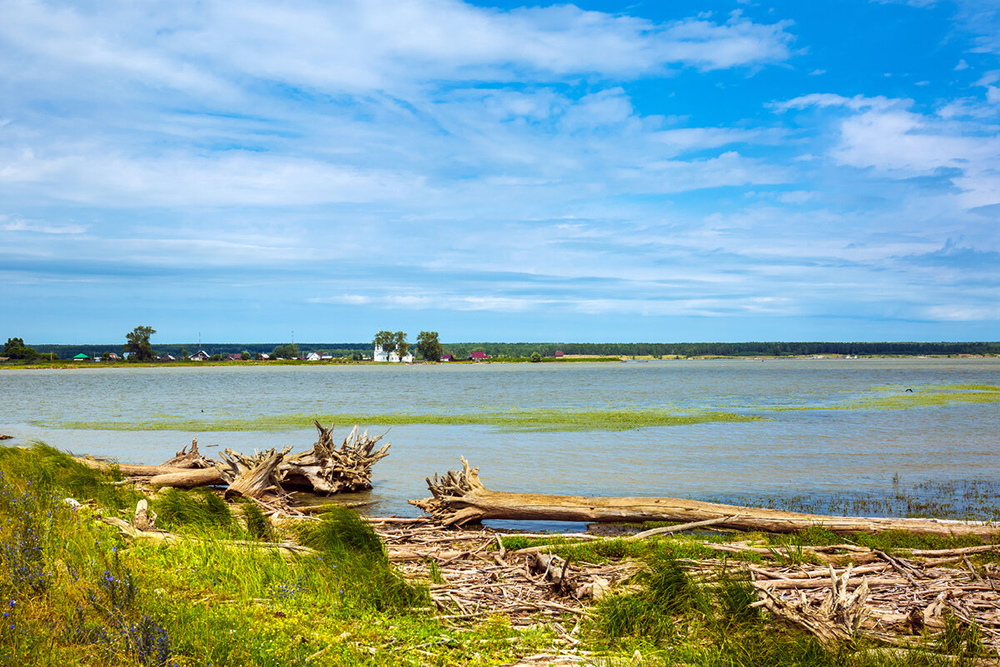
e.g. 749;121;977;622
1;358;998;524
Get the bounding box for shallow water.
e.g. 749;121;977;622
1;358;997;522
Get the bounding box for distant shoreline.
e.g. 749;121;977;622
2;353;997;371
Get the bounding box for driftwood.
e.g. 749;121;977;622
161;438;214;468
148;467;223;488
282;422;390;494
76;455;224;487
0;434;12;441
75;422;390;500
217;446;292;500
133;499;157;531
758;565;870;646
411;459;1000;537
77;456;191;477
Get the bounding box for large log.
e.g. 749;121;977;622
410;459;1000;537
77;456;192;477
148;467;222;488
76;455;223;487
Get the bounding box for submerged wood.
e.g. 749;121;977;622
411;458;1000;537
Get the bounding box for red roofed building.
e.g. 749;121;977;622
469;351;488;360
554;350;564;358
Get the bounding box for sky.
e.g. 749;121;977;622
1;0;999;344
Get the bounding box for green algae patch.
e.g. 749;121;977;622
762;383;1000;413
45;409;765;433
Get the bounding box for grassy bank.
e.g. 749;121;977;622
2;443;996;665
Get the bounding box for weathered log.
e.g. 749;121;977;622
77;456;197;478
217;446;292;500
410;459;1000;537
161;437;214;469
282;421;390;494
148;467;223;488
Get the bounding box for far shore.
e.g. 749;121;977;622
2;352;998;371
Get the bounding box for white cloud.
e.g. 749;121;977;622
776;91;1000;209
0;0;797;101
772;93;899;112
923;304;1000;321
0;149;425;206
0;216;87;234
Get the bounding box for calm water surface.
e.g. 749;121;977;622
1;359;997;521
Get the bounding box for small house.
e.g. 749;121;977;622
554;350;565;358
189;350;210;361
227;353;243;361
440;354;453;362
469;351;488;361
305;352;322;361
72;353;89;361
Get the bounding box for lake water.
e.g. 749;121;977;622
1;359;998;524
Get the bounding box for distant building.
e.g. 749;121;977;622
469;351;488;361
440;354;453;362
227;353;243;361
373;345;413;363
189;350;210;361
554;350;565;358
305;352;322;361
159;355;176;362
72;353;89;361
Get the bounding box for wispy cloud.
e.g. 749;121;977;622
0;1;998;341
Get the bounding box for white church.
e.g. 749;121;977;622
373;344;414;363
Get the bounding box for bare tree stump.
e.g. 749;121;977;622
132;499;157;531
282;421;390;494
217;446;292;500
161;437;214;469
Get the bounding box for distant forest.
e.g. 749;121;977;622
23;340;1000;360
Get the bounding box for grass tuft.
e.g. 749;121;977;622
298;506;429;612
153;487;234;532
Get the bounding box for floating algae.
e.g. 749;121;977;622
44;409;765;433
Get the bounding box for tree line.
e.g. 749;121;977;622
7;336;999;363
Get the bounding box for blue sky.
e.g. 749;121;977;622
1;0;998;344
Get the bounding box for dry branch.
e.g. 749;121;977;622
161;437;214;468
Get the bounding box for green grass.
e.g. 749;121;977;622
44;409;765;433
2;442;996;666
